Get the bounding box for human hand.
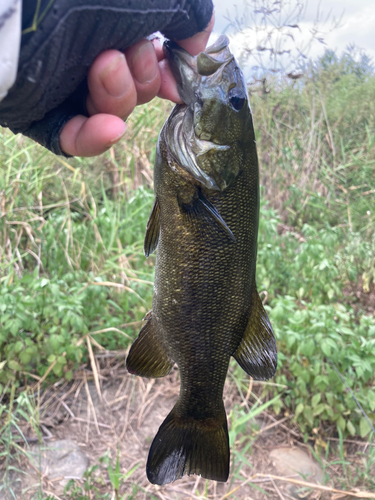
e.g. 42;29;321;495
59;14;214;157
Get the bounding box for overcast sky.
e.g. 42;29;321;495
210;0;375;71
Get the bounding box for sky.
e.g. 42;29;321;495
210;0;375;75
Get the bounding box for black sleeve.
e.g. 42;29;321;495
0;0;213;156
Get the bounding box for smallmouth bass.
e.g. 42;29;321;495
126;35;277;485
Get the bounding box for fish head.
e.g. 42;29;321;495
164;35;254;191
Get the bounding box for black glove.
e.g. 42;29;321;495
0;0;213;155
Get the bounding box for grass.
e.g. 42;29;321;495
0;46;375;497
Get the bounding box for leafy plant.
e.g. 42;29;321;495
0;184;155;385
256;204;375;438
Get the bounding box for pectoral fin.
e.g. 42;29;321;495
234;289;277;380
196;192;235;242
126;312;174;378
144;198;160;257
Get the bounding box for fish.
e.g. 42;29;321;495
126;35;277;486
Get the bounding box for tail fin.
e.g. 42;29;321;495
147;404;229;485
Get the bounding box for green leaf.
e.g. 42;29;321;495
47;354;56;364
347;421;356;436
0;313;10;324
108;448;121;490
303;406;313;426
295;402;304;416
19;351;32;365
52;363;63;376
313;375;328;388
321;340;331;357
10;319;22;336
326;393;334;406
359;417;372;438
8;360;23;371
57;356;66;365
50;334;62;350
337;416;346;432
312;403;326;416
300;338;315;357
328;370;341;386
121;462;141;481
14;341;24;353
311;393;321;407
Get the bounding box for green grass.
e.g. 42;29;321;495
250;49;375;237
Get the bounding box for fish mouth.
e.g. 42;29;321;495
165;105;230;191
163;42;198;106
164;36;234;106
164;36;236;191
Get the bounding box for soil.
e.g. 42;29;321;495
343;276;375;317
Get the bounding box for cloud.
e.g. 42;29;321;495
212;0;375;64
325;6;375;60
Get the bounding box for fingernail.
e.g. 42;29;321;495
101;53;128;98
130;41;158;84
106;123;127;147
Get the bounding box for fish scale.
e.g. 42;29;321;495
126;35;277;485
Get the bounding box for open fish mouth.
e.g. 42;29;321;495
165;105;230;191
163;35;243;192
164;35;234;106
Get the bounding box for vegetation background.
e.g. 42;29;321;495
0;1;374;498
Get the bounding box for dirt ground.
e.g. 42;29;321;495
2;351;374;500
343;277;375;317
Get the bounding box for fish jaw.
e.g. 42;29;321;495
163;40;199;106
163;35;234;104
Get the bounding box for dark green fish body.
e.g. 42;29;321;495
126;36;277;485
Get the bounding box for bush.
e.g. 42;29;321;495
257;205;375;438
0;269;151;386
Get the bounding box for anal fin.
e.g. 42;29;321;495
233;289;277;380
144;197;160;257
126;312;174;378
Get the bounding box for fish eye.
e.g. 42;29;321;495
228;87;246;111
229;95;245;110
